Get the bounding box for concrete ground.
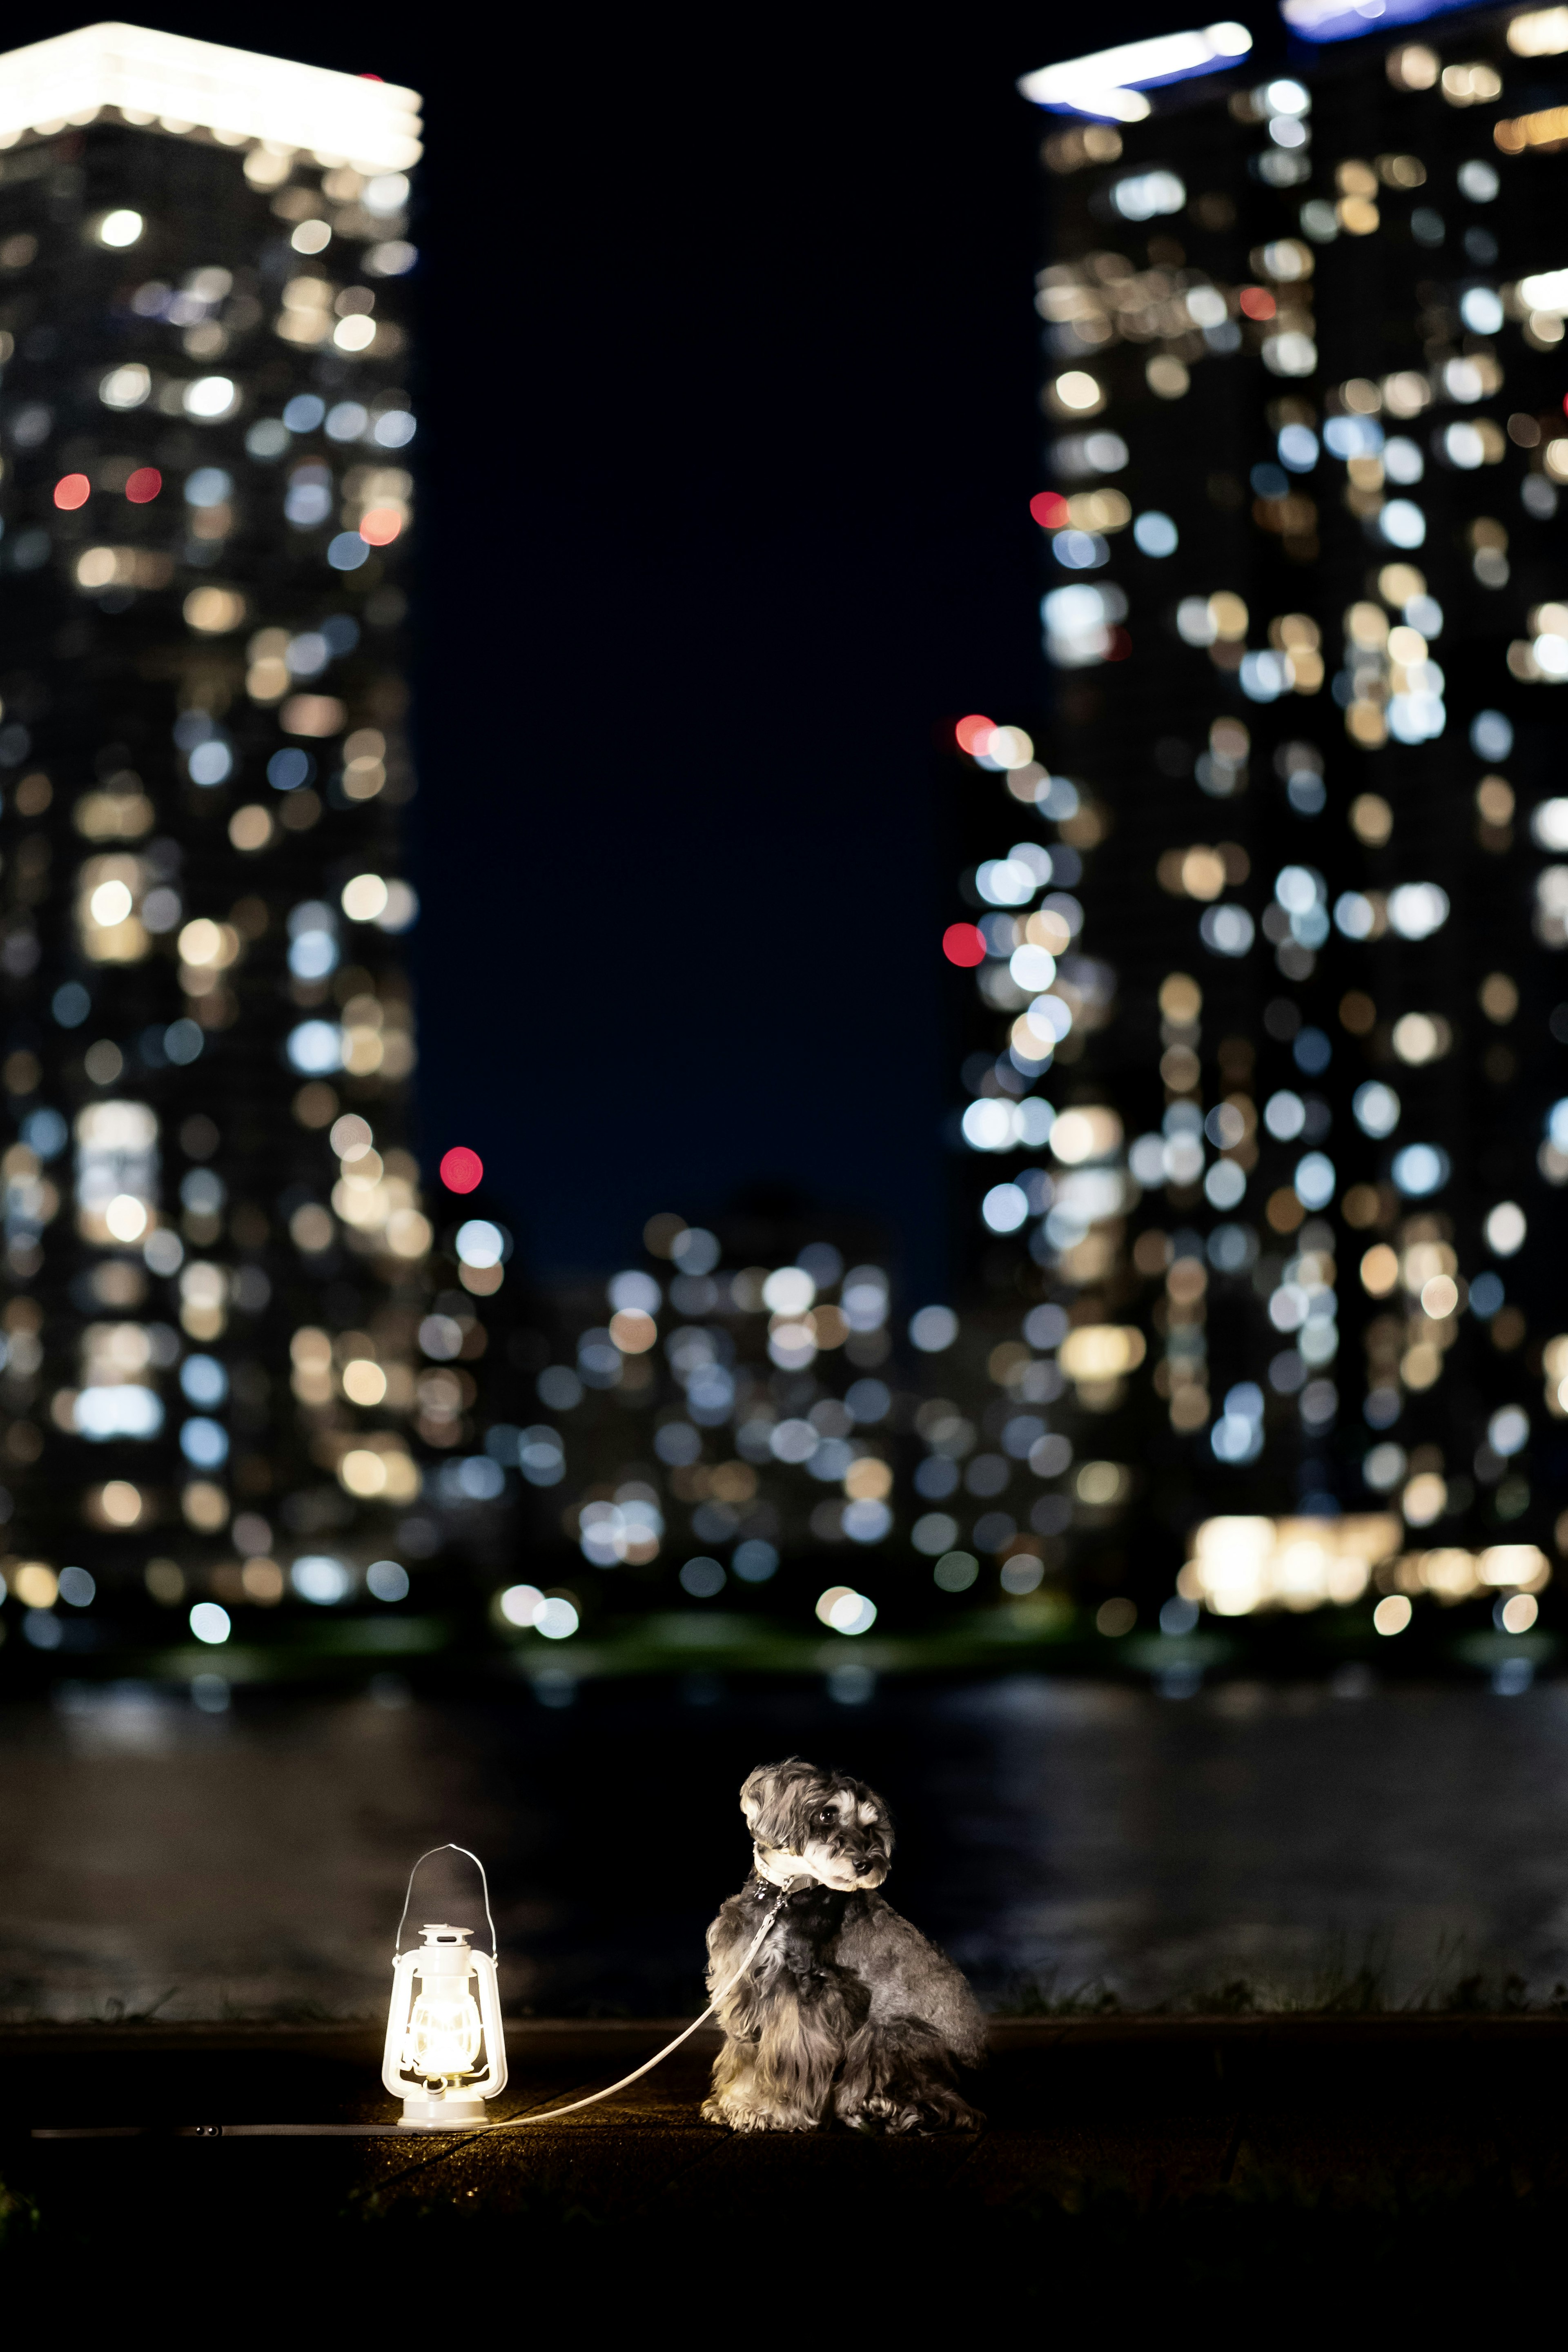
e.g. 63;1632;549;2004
5;2015;1567;2311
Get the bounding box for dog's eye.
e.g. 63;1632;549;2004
818;1806;835;1822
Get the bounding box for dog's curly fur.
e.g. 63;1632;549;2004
702;1757;987;2135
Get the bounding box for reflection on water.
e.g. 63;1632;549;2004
4;1673;1568;2019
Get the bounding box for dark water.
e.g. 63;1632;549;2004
6;1673;1568;2020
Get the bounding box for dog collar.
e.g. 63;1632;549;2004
753;1840;816;1891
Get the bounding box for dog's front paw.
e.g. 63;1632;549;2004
702;2091;821;2134
838;2088;985;2135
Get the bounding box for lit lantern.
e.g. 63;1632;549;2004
381;1845;508;2129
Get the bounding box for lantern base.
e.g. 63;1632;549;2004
397;2093;492;2131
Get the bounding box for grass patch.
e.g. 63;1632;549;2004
993;1948;1568;2018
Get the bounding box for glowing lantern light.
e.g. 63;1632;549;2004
439;1145;483;1194
382;1844;509;2129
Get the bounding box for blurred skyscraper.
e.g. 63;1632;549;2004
0;27;517;1667
947;3;1568;1632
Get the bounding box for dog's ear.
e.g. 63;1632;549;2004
740;1758;819;1848
851;1777;895;1852
738;1766;771;1831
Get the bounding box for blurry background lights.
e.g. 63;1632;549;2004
608;1309;656;1352
1392;1144;1450;1197
1133;511;1178;555
183;375;236;419
1187;1517;1399;1616
762;1266;815;1314
986;725;1035;768
455;1219;505;1269
1017;26;1252;122
670;1225;721;1274
909;1305;959;1352
1110;168;1185;219
96;207;143;246
341;873;390;922
291;1556;352;1605
100;363;149;409
189;1600;230;1644
439;1147;483;1194
982;1182;1029;1232
105;1193;147;1243
1052;370;1104;412
815;1585;877;1635
287;1019;341;1075
608;1270;660;1315
1353;1082;1401;1137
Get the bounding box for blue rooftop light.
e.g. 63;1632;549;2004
1281;0;1475;44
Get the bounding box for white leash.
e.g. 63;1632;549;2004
483;1880;796;2129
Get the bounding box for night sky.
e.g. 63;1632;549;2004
24;4;1234;1295
450;7;1058;1298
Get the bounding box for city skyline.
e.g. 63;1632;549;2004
0;24;528;1670
944;0;1568;1630
5;9;1562;1683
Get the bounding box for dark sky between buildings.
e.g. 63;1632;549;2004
20;3;1241;1296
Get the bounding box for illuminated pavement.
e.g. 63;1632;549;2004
9;2015;1568;2301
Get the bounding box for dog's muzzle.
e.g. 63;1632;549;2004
755;1838;889;1892
809;1844;887;1891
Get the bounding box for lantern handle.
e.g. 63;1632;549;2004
391;1843;499;1964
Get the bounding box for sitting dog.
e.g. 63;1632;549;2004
702;1757;986;2134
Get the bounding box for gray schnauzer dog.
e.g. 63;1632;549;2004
702;1757;986;2134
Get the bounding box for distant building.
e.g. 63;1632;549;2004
946;4;1567;1625
0;27;514;1665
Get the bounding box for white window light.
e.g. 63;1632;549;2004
1017;23;1252;119
0;23;421;172
1111;170;1186;220
1519;268;1568;316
